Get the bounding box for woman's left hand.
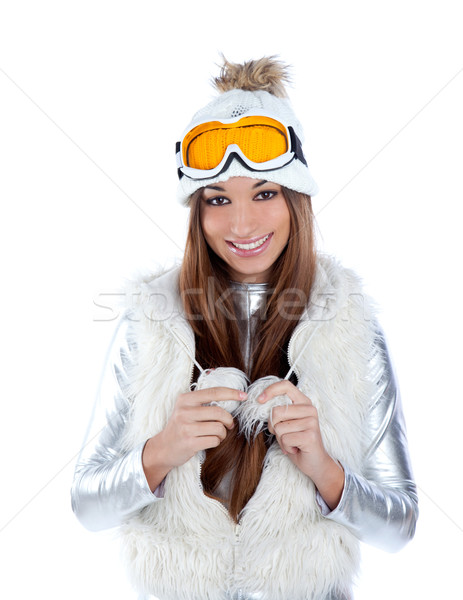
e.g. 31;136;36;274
258;380;345;510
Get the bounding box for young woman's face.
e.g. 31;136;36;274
199;177;291;283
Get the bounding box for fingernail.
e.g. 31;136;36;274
258;393;265;403
239;392;247;399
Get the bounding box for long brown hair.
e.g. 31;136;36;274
179;186;317;521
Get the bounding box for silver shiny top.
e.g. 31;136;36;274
229;280;270;374
71;282;418;599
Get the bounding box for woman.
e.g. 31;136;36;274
72;57;418;600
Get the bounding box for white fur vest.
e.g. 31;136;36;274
118;254;379;600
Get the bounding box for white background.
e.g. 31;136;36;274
0;1;462;598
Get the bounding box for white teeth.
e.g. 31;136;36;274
232;234;270;250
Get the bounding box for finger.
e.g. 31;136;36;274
273;431;300;455
271;405;317;428
190;435;226;453
188;405;236;429
279;430;316;452
273;415;316;437
257;380;312;406
188;421;228;441
185;387;247;406
272;430;298;455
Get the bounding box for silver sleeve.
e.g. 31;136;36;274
71;314;160;532
324;327;419;552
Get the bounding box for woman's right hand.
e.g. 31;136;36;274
142;387;246;491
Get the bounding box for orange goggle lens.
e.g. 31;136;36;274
182;116;289;170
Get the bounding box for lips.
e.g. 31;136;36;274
226;233;274;257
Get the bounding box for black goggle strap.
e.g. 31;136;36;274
288;127;307;167
175;141;183;180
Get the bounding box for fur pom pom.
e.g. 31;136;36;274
193;367;248;414
212;55;291;98
238;375;292;440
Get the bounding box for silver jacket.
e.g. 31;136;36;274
71;282;418;598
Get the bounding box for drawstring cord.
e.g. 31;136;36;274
167;324;205;375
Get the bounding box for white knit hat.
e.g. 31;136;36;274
176;85;318;205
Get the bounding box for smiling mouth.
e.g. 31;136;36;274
229;233;271;250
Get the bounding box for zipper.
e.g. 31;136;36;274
196;453;235;520
233;522;242;600
170;324;196;386
196;455;244;598
286;320;312;381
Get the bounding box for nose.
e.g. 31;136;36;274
228;201;259;238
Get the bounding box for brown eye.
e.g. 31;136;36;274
205;196;230;206
255;190;277;201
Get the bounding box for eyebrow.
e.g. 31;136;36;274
203;184;226;191
203;180;269;192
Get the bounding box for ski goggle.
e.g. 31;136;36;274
176;113;307;180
